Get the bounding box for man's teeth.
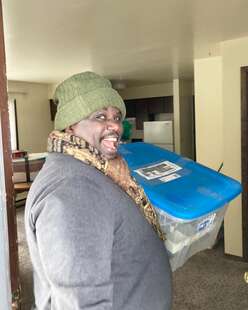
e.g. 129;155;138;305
104;137;118;141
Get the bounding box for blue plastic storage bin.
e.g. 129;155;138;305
118;142;242;271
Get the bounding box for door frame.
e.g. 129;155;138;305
0;0;21;307
241;66;248;260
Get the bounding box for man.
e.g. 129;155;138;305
25;71;172;309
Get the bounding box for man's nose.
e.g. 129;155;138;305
106;119;122;131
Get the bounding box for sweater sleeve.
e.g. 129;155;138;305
33;176;114;309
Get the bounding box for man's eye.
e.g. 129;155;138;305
95;114;106;120
115;115;121;122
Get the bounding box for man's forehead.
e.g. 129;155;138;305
91;106;122;114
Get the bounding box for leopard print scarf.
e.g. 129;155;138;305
47;130;165;241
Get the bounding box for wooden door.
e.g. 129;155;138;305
0;0;21;308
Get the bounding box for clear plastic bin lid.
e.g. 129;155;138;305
118;142;242;220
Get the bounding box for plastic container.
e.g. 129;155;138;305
118;142;242;271
156;205;226;271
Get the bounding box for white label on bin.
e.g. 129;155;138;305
135;161;182;180
197;213;216;232
160;173;181;183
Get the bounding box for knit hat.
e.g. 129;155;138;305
54;71;126;130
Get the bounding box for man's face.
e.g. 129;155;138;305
69;106;123;159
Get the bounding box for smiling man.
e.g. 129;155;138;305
25;72;172;310
68;106;123;159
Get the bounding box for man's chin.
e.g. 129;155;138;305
102;152;118;160
100;147;118;160
100;143;119;160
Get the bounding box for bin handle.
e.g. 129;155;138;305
218;162;224;172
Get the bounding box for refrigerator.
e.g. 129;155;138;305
143;121;174;151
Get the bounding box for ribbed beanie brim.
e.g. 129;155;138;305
54;72;126;130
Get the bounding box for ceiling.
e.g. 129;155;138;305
3;0;248;87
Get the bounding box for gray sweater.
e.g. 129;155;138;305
25;153;172;310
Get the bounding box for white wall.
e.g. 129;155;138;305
48;83;58;99
173;79;181;154
173;79;194;158
118;82;173;99
194;43;247;257
220;37;248;257
179;80;194;158
7;81;53;153
194;57;223;170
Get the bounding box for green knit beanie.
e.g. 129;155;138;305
54;71;126;130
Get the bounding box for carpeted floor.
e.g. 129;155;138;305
16;207;248;310
17;207;34;310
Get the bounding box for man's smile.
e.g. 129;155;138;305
101;133;120;152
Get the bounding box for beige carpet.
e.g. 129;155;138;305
16;207;248;310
